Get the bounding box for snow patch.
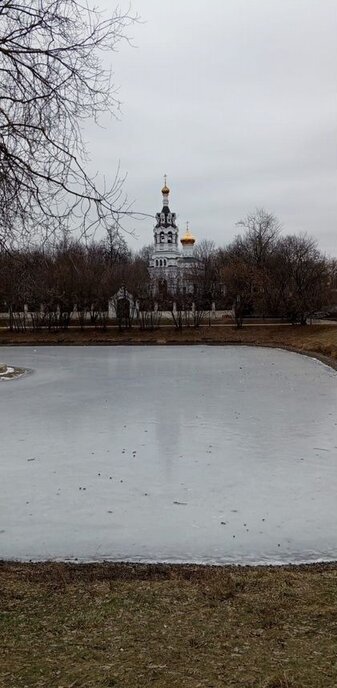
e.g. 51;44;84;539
0;364;26;380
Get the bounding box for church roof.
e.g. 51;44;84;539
161;174;170;195
180;223;196;245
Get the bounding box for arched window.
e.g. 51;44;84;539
161;213;165;223
155;260;158;266
164;259;167;266
160;231;165;243
167;213;171;224
160;259;163;267
167;231;173;244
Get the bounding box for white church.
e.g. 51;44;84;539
110;178;227;321
149;177;197;292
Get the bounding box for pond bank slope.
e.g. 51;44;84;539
1;323;337;368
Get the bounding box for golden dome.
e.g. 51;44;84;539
180;222;196;245
161;174;170;195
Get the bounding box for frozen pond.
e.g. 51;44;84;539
1;345;337;565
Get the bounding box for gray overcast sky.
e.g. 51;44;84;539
86;0;336;255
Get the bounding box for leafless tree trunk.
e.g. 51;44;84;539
138;297;162;331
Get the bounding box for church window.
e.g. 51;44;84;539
160;259;163;267
156;260;158;266
160;231;165;243
161;213;165;223
164;259;167;266
167;231;173;244
167;213;171;224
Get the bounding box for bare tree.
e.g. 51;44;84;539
135;244;153;264
235;208;282;267
163;278;194;330
0;0;137;248
189;240;220;326
104;225;131;265
138;293;161;330
218;209;282;324
221;259;254;328
0;250;30;330
279;235;329;324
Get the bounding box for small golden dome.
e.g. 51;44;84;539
161;174;170;195
180;222;196;245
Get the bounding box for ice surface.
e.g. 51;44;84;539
0;345;337;565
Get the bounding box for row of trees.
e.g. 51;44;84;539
0;210;336;331
218;210;336;326
0;232;147;330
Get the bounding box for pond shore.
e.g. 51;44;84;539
1;322;337;367
1;560;337;687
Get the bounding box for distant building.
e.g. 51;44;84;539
149;177;197;294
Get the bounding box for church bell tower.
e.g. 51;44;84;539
150;176;180;273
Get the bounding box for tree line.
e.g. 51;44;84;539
217;210;336;327
0;232;147;330
0;210;336;331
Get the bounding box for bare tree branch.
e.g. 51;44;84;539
0;0;139;248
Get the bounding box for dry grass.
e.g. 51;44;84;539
1;562;337;687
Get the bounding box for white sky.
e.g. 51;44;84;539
85;0;337;255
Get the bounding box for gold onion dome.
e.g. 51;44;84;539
181;222;196;245
161;174;170;195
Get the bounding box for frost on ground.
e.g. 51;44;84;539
0;345;337;564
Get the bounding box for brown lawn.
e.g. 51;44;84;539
1;562;337;688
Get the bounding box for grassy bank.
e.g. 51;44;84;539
1;561;337;687
1;323;337;365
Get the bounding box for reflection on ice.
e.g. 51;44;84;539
0;345;337;565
